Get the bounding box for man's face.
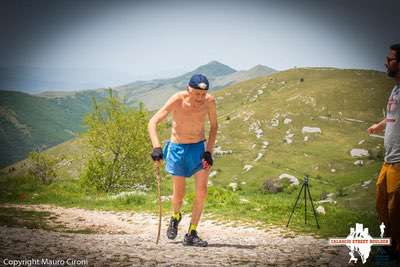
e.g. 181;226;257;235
385;49;399;78
188;86;207;104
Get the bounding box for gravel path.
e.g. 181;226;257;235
0;204;349;266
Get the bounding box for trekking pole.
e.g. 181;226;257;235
155;163;162;244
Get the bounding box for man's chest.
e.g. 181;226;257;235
173;102;208;121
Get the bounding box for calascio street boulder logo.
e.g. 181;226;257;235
329;223;391;264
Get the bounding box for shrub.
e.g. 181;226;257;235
27;149;57;184
80;89;153;192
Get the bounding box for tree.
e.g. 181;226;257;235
28;147;57;184
81;89;153;192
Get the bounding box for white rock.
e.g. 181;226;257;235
304;136;309;142
284;118;292;125
284;130;294;144
331;169;336;173
284;137;293;144
108;191;147;200
301;127;321;134
257;89;264;95
241;181;246;185
344;117;365;123
254;129;263;138
160;195;172;202
278;173;299;186
316;206;326;215
250;144;256;150
254;152;263;161
243;165;253;172
317;199;337;205
239;197;249;203
229;182;238;191
243;111;254;121
362;179;372;187
350;148;369;158
354;160;364;166
270;113;280;127
249;121;263;139
358;139;365;145
270;118;279;127
262;141;269;147
214;146;233;155
209;170;218;177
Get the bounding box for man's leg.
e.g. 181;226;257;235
190;169;208;227
167;176;185;240
183;169;209;246
172;176;186;213
387;165;400;253
376;164;390;236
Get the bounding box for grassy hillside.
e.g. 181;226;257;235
212;67;391;204
1;61;275;168
1;67;394;238
0;90;110;168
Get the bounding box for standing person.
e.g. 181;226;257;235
148;74;218;247
368;43;400;258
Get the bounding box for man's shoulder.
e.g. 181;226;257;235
167;91;186;104
206;94;216;103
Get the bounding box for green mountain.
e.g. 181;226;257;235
1;61;274;168
0;89;111;168
115;61;275;110
212;64;276;89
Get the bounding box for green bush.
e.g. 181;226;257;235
27;149;57;184
80;89;153;192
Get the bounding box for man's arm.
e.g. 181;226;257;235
367;118;386;134
148;94;178;149
206;96;218;153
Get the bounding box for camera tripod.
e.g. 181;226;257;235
286;175;320;229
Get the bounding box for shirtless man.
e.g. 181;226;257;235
148;74;218;247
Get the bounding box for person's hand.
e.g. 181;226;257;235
368;123;384;134
202;151;213;170
151;147;163;161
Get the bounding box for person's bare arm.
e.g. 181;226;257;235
367;118;386;134
148;94;179;148
206;95;218;153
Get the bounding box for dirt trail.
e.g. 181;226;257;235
0;204;349;266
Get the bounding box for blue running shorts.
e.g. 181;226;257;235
163;140;206;177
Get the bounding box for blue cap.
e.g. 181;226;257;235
188;74;209;90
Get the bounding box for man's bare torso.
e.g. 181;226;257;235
170;91;210;144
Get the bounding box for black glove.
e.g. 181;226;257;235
202;151;213;166
151;147;163;161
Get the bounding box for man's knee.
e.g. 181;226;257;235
196;187;208;200
173;191;185;202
